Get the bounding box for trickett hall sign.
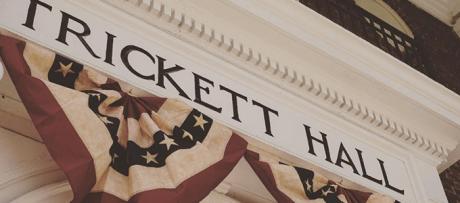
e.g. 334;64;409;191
0;0;407;198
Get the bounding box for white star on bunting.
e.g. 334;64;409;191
142;151;158;164
305;180;312;191
88;93;101;101
193;114;208;130
55;62;75;77
160;135;178;150
322;187;334;197
112;153;118;163
182;130;193;140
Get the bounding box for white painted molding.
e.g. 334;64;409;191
11;181;256;203
92;0;459;163
1;0;456;170
0;0;453;199
0;128;65;203
11;181;72;203
0;69;42;141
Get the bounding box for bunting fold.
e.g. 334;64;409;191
0;30;402;203
0;33;247;203
244;150;399;203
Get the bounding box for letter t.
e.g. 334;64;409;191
22;0;53;30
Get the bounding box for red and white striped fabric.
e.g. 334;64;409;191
0;32;247;203
245;150;398;203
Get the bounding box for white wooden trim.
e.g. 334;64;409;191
0;0;454;201
0;127;65;202
83;0;460;163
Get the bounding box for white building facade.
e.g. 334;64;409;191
0;0;459;202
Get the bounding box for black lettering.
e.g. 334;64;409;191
104;32;116;65
120;45;156;80
156;56;190;99
304;124;333;163
56;12;100;58
252;100;278;136
22;0;52;30
335;143;360;175
193;73;222;113
356;149;383;185
220;85;247;122
379;159;405;195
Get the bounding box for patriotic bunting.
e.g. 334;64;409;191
245;150;399;203
0;33;247;203
0;31;401;203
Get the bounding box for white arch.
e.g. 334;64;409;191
355;0;414;38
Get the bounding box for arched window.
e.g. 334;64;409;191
355;0;413;38
353;0;417;56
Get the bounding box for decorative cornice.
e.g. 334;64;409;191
90;0;450;160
